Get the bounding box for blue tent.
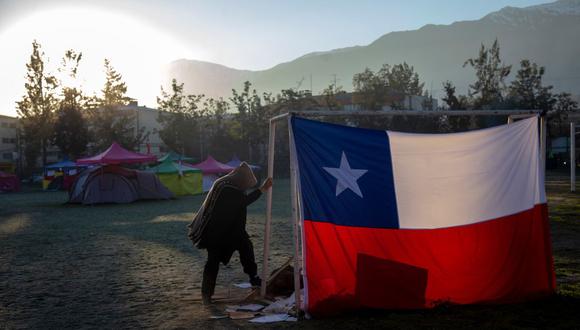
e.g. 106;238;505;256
226;156;261;171
45;160;80;170
43;160;86;191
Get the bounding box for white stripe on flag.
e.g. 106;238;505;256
388;117;544;229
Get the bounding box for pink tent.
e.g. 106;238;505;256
189;155;234;174
189;156;234;192
0;171;20;192
77;142;157;165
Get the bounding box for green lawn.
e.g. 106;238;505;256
0;176;578;328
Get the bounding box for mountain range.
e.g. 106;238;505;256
164;0;580;100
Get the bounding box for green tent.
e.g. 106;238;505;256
158;151;196;163
148;159;202;196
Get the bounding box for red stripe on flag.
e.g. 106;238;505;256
303;204;555;316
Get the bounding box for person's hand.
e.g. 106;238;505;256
260;177;273;193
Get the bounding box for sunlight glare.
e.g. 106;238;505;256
0;6;204;114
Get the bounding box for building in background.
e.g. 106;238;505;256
311;90;438;111
117;101;167;157
0;114;18;172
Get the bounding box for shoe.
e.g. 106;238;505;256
250;275;262;287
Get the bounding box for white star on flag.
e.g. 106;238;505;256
323;152;368;198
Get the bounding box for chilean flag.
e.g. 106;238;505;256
290;116;555;316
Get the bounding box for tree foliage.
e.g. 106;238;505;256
88;59;146;151
53;49;88;158
463;39;511;109
508;59;554;110
322;82;344;111
156;79;205;156
16;40;59;168
53;105;89;159
230;81;268;161
353;63;425;111
353;68;386;110
204;97;235;160
387;63;424;96
442;81;469;110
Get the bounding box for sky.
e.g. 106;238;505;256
0;0;551;116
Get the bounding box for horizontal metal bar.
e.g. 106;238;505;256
270;113;290;123
509;114;537;120
271;110;543;120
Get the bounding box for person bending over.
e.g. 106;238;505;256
187;162;272;304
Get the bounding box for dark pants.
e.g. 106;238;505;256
201;237;257;297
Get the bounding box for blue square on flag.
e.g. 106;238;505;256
291;117;399;229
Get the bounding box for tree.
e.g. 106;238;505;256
53;105;89;159
554;92;578;113
508;59;554;110
352;67;386;110
322;82;344;110
88;59;146;151
551;92;578;135
204;97;236;160
353;63;425;112
16;40;59;168
387;62;424;96
230;81;266;161
53;49;89;158
441;81;471;131
100;59;132;107
156;79;205;157
463;39;511;109
442;81;469;110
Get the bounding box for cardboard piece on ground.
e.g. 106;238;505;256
237;304;264;312
228;311;257;320
209;315;228;320
244;257;294;301
234;282;252;289
192;294;246;303
226;305;240;310
249;313;290;323
263;292;295;314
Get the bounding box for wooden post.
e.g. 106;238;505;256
540;116;547;176
288;116;302;314
261;120;276;297
572;122;576;192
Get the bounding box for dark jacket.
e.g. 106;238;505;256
197;186;261;262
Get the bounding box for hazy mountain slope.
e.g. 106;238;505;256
165;0;580;99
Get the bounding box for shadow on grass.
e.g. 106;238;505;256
1;177;579;328
297;295;580;329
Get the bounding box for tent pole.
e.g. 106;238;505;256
261;120;276;297
288;116;302;315
572;122;576;192
540;116;547;177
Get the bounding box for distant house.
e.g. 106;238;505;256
0;114;18;172
312;90;437;111
117;101;167;157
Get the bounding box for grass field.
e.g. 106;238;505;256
0;175;579;329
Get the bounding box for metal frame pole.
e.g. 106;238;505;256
261;120;276;296
540;116;547;176
572;122;576;192
288;116;302;314
261;109;557;315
